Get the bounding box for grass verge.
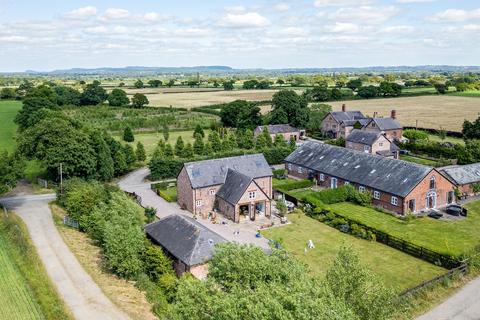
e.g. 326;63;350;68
49;203;157;320
0;100;22;152
0;209;73;320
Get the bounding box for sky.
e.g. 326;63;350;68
0;0;479;72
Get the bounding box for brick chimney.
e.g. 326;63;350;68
391;109;397;119
373;112;377;118
342;104;346;112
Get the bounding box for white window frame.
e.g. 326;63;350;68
319;173;325;181
249;191;256;199
391;196;398;206
364;145;370;153
429;176;436;190
359;186;365;193
209;189;215;195
344;181;350;185
288;163;292;171
373;191;380;200
331;177;338;189
195;200;202;207
298;166;303;174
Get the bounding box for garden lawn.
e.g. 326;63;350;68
115;130;195;157
262;214;445;292
427;133;465;146
0;100;22;152
328;201;480;257
400;155;439;166
159;187;177;202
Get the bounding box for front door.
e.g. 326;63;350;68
447;191;454;204
408;199;416;212
427;192;437;209
331;177;337;189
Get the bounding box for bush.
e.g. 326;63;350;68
144;207;157;223
274;179;314;192
159;188;177;202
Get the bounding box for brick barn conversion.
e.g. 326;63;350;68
440;163;480;198
346;129;400;159
285;141;456;215
177;154;273;223
145;215;226;279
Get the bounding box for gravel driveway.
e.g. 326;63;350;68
118;168;272;250
0;195;129;320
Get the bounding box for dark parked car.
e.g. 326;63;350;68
399;150;410;155
428;210;443;219
446;204;462;216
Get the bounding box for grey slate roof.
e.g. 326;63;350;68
346;129;382;146
330;111;366;123
342;118;370;127
254;124;299;135
216;169;252;205
285;141;432;197
368;117;402;130
145;215;227;267
440;163;480;185
184;154;272;189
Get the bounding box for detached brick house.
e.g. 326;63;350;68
346;129;400;159
285;141;455;215
254;124;304;141
362;110;402;141
177;154;273;222
440;163;480;198
321;104;368;138
145;215;226;279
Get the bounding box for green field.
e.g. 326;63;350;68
448;90;480;98
401;86;437;95
115;130;196;157
0;235;44;319
400;154;439;166
327;201;480;257
262;214;445;292
427;133;465;145
0;100;22;152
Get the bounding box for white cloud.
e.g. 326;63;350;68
274;3;290;12
445;24;480;32
280;27;307;36
381;25;415;33
219;12;270;28
143;12;161;21
174;28;211;37
329;6;399;24
224;6;246;14
314;0;371;7
83;26;109;34
325;22;361;33
64;6;97;19
396;0;436;3
430;9;480;22
102;8;130;20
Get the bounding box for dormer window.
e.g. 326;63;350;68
429;176;436;189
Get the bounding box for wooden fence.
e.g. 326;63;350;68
400;263;468;297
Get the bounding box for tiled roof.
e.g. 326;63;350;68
216;169;252;205
330;111;366;123
368;117;402;130
254;124;299;135
184;154;272;189
285;141;432;197
440;163;480;185
145;215;227;267
346;129;382;146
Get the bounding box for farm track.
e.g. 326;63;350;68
0;195;130;320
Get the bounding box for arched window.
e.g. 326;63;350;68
429;176;436;189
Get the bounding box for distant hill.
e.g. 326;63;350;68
13;65;480;76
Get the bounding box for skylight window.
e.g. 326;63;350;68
354;165;360;169
343;162;349;166
370;169;376;174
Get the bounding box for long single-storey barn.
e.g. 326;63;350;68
285;141;455;215
440;163;480;198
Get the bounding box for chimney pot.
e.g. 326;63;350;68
342;104;346;112
391;110;397;119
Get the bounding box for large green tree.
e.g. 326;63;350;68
107;89;130;107
80;82;107;105
131;93;149;108
270;90;309;128
0;151;25;195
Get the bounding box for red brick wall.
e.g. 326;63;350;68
177;167;193;212
405;170;455;212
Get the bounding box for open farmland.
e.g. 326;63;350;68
0;100;22;152
329;95;480;131
119;87;302;108
0;234;43;320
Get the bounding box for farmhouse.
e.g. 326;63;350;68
177;154;273;223
440;163;480;198
254;124;304;141
321;104;368;138
346;129;400;159
285;141;455;215
145;215;226;279
362;110;403;141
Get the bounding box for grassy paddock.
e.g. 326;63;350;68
0;100;22;152
448;90;480;98
328;201;480;257
0;211;72;320
261;213;445;292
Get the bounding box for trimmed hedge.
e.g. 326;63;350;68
302;185;372;206
159;188;177;202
